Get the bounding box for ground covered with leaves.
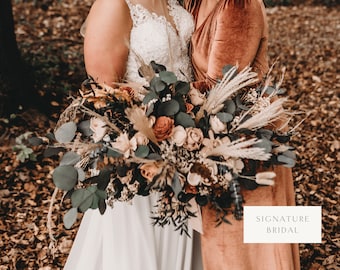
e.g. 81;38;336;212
0;1;339;269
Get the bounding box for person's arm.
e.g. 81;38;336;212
207;0;266;81
84;0;132;84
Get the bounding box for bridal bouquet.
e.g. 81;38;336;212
46;62;296;234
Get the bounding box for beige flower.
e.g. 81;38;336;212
153;116;174;142
187;171;202;186
226;158;244;173
111;132;137;158
90;117;107;143
255;171;276;186
133;132;149;145
170;125;187;146
209;115;227;134
188;87;205;106
184;127;204;151
140;162;163;182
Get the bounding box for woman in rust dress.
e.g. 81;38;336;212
184;0;301;269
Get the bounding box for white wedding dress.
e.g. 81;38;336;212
64;1;202;270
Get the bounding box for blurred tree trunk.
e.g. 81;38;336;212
0;0;35;116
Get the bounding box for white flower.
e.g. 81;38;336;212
184;127;204;151
111;132;137;158
209;115;227;134
255;171;276;186
170;125;187;146
133;132;149;145
187;171;202;186
90;117;107;143
188;87;205;106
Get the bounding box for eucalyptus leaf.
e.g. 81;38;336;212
175;112;195;128
254;138;273;153
146;102;155;116
98;198;107;215
52;165;78;191
60;151;81;166
95;189;108;200
96;169;112;190
107;147;123;158
54;122;77;143
78;120;93;137
63;207;78;229
143;91;159;105
150;77;166;92
171;171;183;198
28;137;43;146
77;167;86;182
157;100;180;116
159;71;177;84
216;112;233;123
71;186;97;212
43;146;64;157
150;61;166;73
135;145;150;158
277;154;296;168
147;153;163;160
175;81;190;95
91;194;100;209
224;100;236;114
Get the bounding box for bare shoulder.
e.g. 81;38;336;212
87;0;131;25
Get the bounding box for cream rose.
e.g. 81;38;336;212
170;125;187;146
184;127;204;151
133;132;149;145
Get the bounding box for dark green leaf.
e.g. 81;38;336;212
150;61;166;73
143;91;159;104
175;81;190;95
216;112;233;123
107;147;123;158
60;151;81;166
175;112;195;127
135;145;150;158
52;165;78;191
254;138;273;153
96;169;112;190
159;71;177;84
171;171;183;197
150;77;166;92
43;146;64;157
28;137;43;146
78;120;93;136
157;100;180;116
224;100;236;114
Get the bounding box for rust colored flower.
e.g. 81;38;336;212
153;116;174;142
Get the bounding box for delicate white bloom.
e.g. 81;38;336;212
111;132;137;158
210;115;227;134
90;117;107;143
255;171;276;186
133;132;149;145
188;87;205;106
170;125;187;146
187;171;202;186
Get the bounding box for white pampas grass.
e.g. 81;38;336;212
199;66;259;117
125;106;158;145
203;137;271;161
234;97;288;131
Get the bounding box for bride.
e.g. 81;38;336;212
64;0;201;269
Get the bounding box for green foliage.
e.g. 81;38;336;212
12;132;37;163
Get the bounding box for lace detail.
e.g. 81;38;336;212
124;0;194;84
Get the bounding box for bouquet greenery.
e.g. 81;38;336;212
45;62;296;235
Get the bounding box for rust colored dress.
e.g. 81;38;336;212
186;0;301;269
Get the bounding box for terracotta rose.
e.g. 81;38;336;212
153;116;174;142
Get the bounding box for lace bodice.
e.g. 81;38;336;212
124;0;194;84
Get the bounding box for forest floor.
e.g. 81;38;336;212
0;1;339;269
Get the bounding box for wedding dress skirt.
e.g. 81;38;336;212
64;193;195;270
